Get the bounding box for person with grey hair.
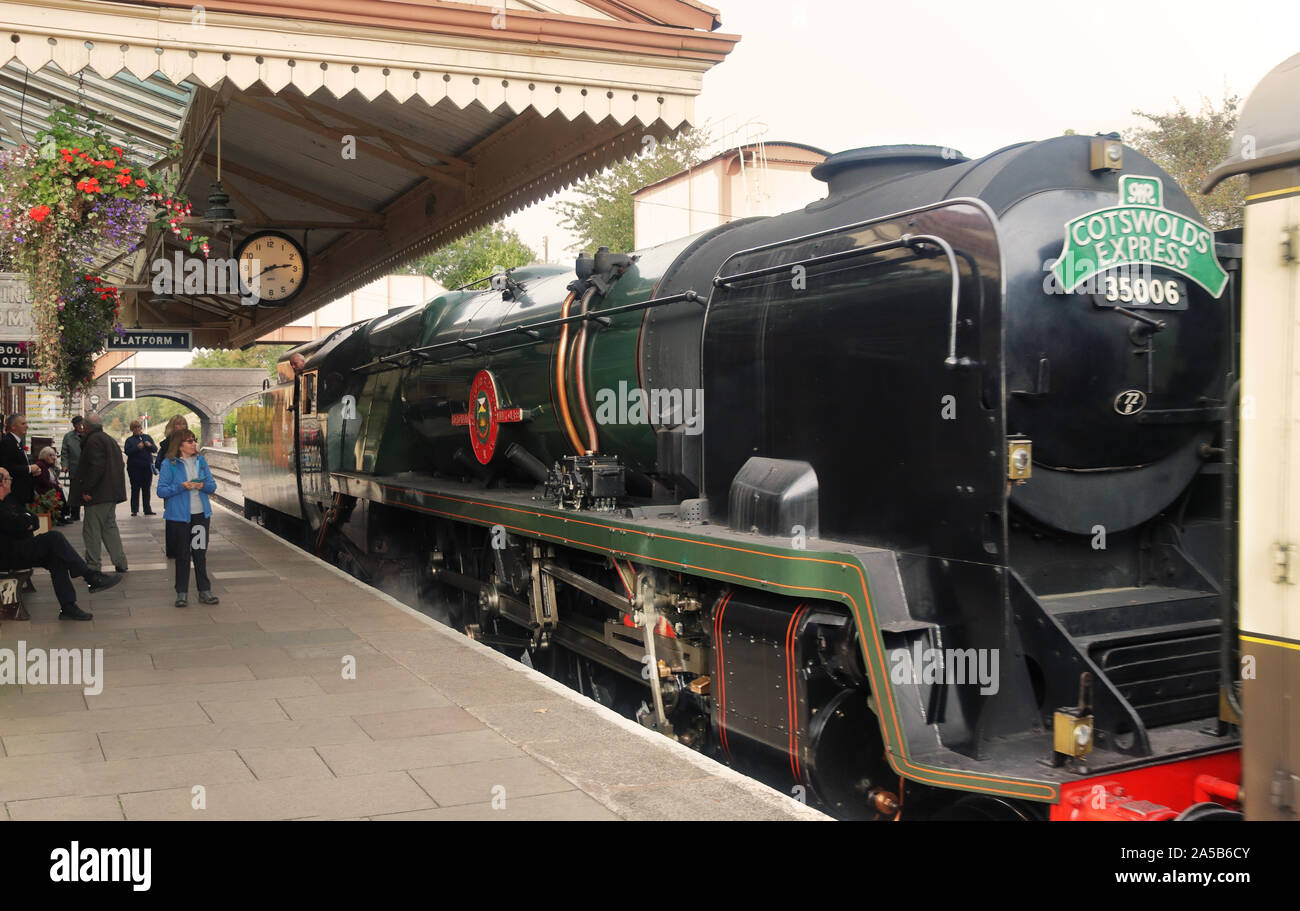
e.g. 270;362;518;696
61;415;85;521
1;413;40;507
74;413;128;573
32;444;70;526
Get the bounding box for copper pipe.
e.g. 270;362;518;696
554;291;585;454
574;286;600;453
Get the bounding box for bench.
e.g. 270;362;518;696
0;568;35;621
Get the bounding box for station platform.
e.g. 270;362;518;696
0;501;827;821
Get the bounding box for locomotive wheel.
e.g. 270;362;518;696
805;688;892;820
930;794;1038;821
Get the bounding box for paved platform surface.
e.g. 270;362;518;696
0;501;827;821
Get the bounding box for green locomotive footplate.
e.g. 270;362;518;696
332;470;1070;803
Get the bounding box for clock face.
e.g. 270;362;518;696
236;232;308;305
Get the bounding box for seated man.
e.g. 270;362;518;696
0;468;121;620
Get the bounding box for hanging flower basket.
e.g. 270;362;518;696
0;105;209;396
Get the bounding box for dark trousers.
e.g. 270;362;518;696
9;531;90;608
167;514;211;594
64;466;79;519
128;466;154;515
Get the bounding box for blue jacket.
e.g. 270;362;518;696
156;454;216;520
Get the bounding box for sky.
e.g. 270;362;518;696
503;0;1300;259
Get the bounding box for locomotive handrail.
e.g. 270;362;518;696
712;233;968;368
351;289;704;373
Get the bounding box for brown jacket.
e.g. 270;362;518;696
74;429;127;505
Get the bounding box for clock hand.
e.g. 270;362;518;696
253;263;289;279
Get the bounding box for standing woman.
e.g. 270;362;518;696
156;415;188;557
156;430;219;607
124;420;158;516
155;415;188;472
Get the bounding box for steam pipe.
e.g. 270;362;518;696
575;286;600;453
554;291;586;454
504;442;549;485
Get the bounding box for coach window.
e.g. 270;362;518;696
301;371;317;415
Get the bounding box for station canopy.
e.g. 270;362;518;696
0;0;736;349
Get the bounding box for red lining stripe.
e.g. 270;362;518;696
785;603;807;784
714;591;734;760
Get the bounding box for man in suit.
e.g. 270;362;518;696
75;413;129;573
0;468;121;620
1;413;40;507
60;415;85;521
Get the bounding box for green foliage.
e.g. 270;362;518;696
1125;93;1245;231
223;412;238;439
400;223;536;290
28;487;63;515
190;344;290;378
554;129;711;254
104;397;190;438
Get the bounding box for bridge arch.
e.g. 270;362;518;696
87;368;267;446
99;388;219;445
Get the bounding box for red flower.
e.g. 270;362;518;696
116;173;131;187
112;146;123;155
28;204;51;222
134;179;147;188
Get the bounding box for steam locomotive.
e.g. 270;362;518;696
235;135;1243;820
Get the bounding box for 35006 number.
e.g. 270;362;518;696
1102;275;1182;306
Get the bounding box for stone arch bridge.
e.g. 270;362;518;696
87;368;268;445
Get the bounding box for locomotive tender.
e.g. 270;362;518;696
236;135;1243;820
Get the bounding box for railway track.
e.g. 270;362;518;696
202;446;244;513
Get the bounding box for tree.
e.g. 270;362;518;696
1125;92;1245;231
190;344;290;379
554;128;712;254
400;223;536;290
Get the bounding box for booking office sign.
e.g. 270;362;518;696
1051;175;1230;301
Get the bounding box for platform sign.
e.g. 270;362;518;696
0;273;32;342
6;371;36;385
108;330;192;351
108;375;136;401
0;341;31;371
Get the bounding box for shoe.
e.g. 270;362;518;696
198;592;220;605
14;605;30;621
115;566;128;573
175;595;188;608
59;604;93;621
131;513;138;517
87;572;122;593
144;512;156;516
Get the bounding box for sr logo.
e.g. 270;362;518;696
1114;389;1147;415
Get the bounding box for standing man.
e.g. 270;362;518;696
60;416;85;521
75;413;128;574
124;420;158;516
1;413;40;507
